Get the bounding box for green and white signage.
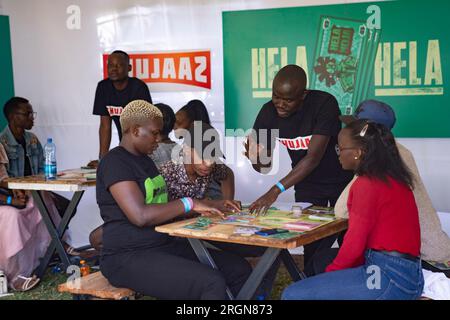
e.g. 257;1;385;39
223;0;448;137
0;16;14;130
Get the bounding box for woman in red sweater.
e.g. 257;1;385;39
282;119;424;300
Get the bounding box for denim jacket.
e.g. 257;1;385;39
0;126;44;177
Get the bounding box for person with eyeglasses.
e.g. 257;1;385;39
282;119;424;300
306;100;450;278
335;100;450;275
0;97;81;256
0;97;40;178
0;97;72;291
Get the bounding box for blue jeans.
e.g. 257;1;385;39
282;250;424;300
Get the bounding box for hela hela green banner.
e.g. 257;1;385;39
0;16;14;130
223;0;449;137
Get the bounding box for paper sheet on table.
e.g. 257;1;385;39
58;168;97;180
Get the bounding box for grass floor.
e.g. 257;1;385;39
0;255;302;300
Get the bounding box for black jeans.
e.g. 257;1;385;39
207;241;281;299
50;192;73;218
100;238;252;300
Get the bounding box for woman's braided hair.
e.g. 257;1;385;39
346;119;414;189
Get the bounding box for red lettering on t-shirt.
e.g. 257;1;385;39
277;135;312;151
106;106;124;117
304;137;311;147
299;138;305;149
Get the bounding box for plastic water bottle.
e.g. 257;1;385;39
0;270;8;295
44;138;57;180
79;260;91;277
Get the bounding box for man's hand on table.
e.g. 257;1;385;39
86;160;99;169
249;186;281;216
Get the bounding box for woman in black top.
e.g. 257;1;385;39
97;100;251;299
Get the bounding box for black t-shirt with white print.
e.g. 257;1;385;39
253;90;353;193
92;77;152;140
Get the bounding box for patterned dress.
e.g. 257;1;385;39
159;160;227;200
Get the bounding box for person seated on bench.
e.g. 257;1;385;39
282;119;424;300
0;97;79;256
90;120;278;299
88;113;234;251
96;100;251;299
0;143;59;292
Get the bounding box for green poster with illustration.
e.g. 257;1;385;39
0;16;14;130
223;0;448;137
311;16;381;115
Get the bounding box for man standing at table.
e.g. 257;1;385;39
90;50;152;166
244;65;353;275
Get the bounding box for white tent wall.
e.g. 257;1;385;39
1;0;449;247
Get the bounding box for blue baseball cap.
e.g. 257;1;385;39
340;99;396;129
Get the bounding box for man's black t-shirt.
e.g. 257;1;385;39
253;90;353;194
16;137;32;176
97;146;170;256
92;77;152;140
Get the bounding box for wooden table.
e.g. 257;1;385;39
6;173;96;278
156;216;348;300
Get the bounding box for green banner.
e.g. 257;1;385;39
223;0;448;137
0;16;14;129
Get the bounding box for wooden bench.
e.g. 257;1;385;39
58;271;135;300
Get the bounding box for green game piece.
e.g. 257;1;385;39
183;217;212;230
267;231;302;239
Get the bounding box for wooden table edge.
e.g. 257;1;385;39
156;219;348;249
6;179;96;192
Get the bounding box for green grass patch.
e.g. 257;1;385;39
1;255;303;300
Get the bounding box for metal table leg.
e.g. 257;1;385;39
34;190;84;278
188;240;305;300
236;247;281;300
280;249;306;281
188;238;234;300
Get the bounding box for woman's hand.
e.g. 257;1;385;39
12;189;28;202
193;199;241;219
12;196;27;208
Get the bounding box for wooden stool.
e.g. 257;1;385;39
58;271;135;300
